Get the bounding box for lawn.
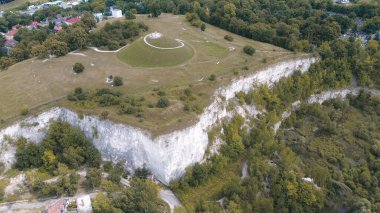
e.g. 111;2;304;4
0;14;299;136
145;35;183;48
116;37;194;67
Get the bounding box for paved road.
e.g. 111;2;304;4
159;189;182;213
0;193;98;212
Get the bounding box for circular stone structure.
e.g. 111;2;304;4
116;32;194;67
144;32;185;50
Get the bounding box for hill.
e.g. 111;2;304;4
0;14;296;136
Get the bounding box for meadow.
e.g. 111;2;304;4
0;14;298;136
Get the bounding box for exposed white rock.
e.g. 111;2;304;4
0;58;316;185
307;88;380;104
274;88;380;133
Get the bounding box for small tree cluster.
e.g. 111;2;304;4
243;45;256;56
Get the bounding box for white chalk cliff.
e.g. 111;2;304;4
0;58;317;185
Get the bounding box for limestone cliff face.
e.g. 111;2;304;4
0;58;317;185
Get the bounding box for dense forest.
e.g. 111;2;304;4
171;27;380;211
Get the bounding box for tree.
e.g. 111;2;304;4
0;56;16;70
73;62;85;73
84;168;102;190
125;11;136;20
14;138;43;169
92;193;121;213
150;2;161;18
10;45;29;62
31;44;48;59
42;149;56;171
224;35;234;41
200;23;206;31
57;27;89;51
42;38;69;57
135;167;151;179
243;45;255;56
113;76;123;86
156;97;170;108
81;11;97;30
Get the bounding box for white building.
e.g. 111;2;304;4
76;195;92;213
94;13;103;22
111;7;123;18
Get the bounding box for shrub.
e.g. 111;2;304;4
224;35;233;41
208;74;216;81
200;23;206;31
125;11;136;19
20;108;29;116
243;45;256;56
156;97;170;108
113;76;123;87
73;63;85;73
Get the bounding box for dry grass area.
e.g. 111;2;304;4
0;14;301;136
0;0;45;11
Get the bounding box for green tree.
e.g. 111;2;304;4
84;168;102;190
156;97;170;108
31;44;48;59
73;62;85;73
0;56;16;70
243;45;255;56
42;38;69;57
93;193;121;213
113;76;123;86
200;23;206;31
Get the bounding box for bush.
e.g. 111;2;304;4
113;76;123;87
201;23;206;31
208;74;216;81
73;63;85;73
243;45;256;56
20;108;29;116
224;35;233;41
125;11;136;19
156;97;170;108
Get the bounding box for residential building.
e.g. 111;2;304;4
76;195;92;213
65;17;81;25
111;7;123;18
6;29;17;40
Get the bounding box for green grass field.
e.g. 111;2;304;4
117;37;194;67
145;35;183;48
0;14;299;135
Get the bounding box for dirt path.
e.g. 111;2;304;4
159;189;182;213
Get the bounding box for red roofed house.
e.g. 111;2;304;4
31;21;39;27
65;17;81;25
53;25;62;31
11;24;21;29
28;21;39;30
6;29;17;40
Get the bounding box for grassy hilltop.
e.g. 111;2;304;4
0;14;298;136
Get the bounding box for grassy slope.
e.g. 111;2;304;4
145;36;183;48
116;37;194;67
0;14;297;135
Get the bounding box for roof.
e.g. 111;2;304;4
4;39;18;47
66;17;81;24
77;195;92;212
12;24;21;29
30;21;39;26
6;29;18;37
54;25;62;31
